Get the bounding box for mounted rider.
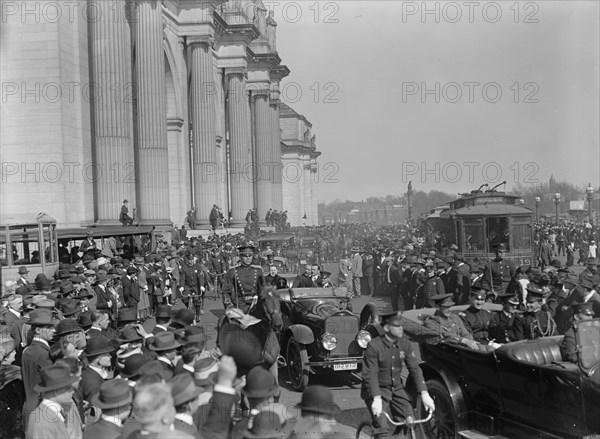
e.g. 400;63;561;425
222;244;265;313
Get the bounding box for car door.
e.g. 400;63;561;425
458;346;503;417
496;356;546;427
539;364;586;437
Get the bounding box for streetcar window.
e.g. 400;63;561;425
9;225;41;265
512;222;532;250
487;217;510;251
463;219;484;251
0;227;7;266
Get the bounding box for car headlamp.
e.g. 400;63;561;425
321;333;337;351
356;330;372;348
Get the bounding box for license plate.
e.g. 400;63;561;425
333;363;357;371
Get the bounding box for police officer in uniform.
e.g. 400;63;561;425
361;312;436;439
488;293;521;343
560;302;595;362
423;294;478;349
179;254;209;319
222;245;265;313
481;244;516;297
205;245;228;292
459;287;493;343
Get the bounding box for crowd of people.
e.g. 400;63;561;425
1;219;599;438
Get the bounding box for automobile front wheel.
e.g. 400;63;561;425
416;379;458;439
287;337;310;391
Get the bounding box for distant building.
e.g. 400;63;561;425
280;103;321;227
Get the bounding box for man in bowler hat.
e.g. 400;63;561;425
560;302;595;363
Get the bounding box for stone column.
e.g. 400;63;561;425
303;162;312;224
89;0;135;224
134;0;170;225
310;163;318;225
270;95;283;211
227;69;253;226
190;39;217;227
253;89;272;222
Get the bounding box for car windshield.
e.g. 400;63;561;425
577;320;600;373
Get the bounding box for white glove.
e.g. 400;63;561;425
371;396;383;417
179;287;184;292
421;391;435;412
107;300;113;307
201;286;206;293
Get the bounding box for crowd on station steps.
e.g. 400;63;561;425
0;220;598;438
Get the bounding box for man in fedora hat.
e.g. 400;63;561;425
514;284;557;340
560;302;595;363
222;245;265;313
95;269;115;314
84;379;133;439
25;364;83;439
16;265;33;291
423;294;477;349
21;308;57;426
147;332;182;380
56;318;87;353
121;266;141;311
152;304;172;335
488;293;521;343
362;313;435;439
170;373;204;436
80;337;116;402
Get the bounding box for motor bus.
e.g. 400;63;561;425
425;184;534;266
0;213;60;284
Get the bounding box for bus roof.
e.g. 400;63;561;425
57;225;154;239
0;212;57;226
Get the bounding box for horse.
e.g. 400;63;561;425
217;287;283;379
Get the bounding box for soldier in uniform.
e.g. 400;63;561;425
488;293;521;343
361;311;436;439
514;284;558;340
481;244;516;298
423;294;478;349
560;302;595;363
179;254;210;319
458;287;493;343
221;245;265;313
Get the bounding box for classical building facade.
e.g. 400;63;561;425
280;103;320;227
1;0;320;229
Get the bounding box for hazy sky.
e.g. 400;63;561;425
272;1;600;203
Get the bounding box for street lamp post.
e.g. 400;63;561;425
586;183;594;223
534;196;540;223
553;193;561;224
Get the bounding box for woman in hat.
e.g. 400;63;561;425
0;333;25;439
